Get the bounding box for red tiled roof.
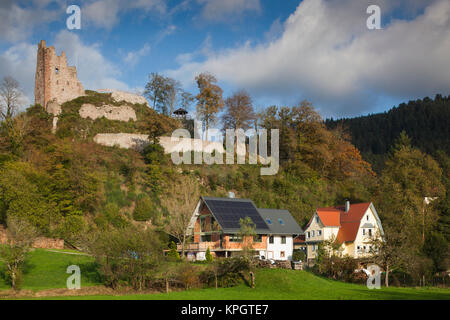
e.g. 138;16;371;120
294;234;305;244
316;202;371;243
316;210;341;226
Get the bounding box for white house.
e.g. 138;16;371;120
258;209;301;261
304;201;384;264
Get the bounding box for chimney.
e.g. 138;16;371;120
345;200;350;213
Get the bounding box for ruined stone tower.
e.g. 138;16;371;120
34;40;85;111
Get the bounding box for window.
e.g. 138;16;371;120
363;229;366;235
55;67;59;74
315;216;319;223
318;230;322;236
278;218;284;225
369;229;372;237
367;215;369;221
281;236;286;244
229;235;242;242
253;235;263;243
269;236;274;244
200;216;206;232
311;231;315;237
266;218;272;225
312;245;315;252
201;234;211;242
307;232;310;239
280;251;285;258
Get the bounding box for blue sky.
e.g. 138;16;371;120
1;0;449;119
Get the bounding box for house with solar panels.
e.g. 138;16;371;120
304;201;384;265
179;196;304;261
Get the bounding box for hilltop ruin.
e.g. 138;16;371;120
34;40;85;112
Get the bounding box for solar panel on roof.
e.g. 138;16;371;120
205;199;269;230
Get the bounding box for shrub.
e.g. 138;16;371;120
205;247;213;263
167;241;181;261
133;195;155;221
292;250;306;262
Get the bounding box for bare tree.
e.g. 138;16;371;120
161;177;200;259
222;90;255;131
0;76;24;120
0;216;38;290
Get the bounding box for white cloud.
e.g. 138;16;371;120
53;31;129;91
196;0;261;22
0;31;132;108
123;43;151;67
0;1;62;42
0;43;37;108
83;0;166;29
166;0;450;117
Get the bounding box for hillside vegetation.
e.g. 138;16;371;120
0;93;448;288
326;95;450;172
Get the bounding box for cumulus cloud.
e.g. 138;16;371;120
83;0;166;29
196;0;261;22
0;0;62;42
166;0;450;117
0;43;37;108
0;31;131;107
123;43;151;67
53;31;129;91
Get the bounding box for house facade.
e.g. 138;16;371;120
179;197;303;261
304;201;384;264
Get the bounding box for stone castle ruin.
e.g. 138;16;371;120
33;40;225;155
34;40;85;112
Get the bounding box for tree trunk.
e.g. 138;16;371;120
181;237;186;260
165;278;169;293
385;264;389;288
250;271;255;289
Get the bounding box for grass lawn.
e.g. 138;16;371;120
46;268;449;300
1;249;449;299
0;248;101;291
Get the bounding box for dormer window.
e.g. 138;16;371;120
266;218;272;225
278;218;284;225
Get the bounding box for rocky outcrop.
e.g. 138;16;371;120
79;104;137;121
93;133;150;151
93;134;227;154
97;89;148;106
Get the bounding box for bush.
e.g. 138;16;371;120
292;250;306;262
87;225;163;290
205;247;213;263
167;241;181;261
133;195;156;221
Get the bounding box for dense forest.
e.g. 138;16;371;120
326;95;450;173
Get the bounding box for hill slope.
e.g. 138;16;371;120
326;95;450;171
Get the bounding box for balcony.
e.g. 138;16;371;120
177;242;219;251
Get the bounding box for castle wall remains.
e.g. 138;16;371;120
34;40;85;110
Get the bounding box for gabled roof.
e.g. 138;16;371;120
258;208;304;235
316;210;341;227
200;196;270;234
307;202;374;243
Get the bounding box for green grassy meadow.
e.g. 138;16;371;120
1;249;449;300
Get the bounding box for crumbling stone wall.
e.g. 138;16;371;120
0;226;64;249
93;134;227;154
98;89;148;105
79;104;137;121
34;40;85;111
